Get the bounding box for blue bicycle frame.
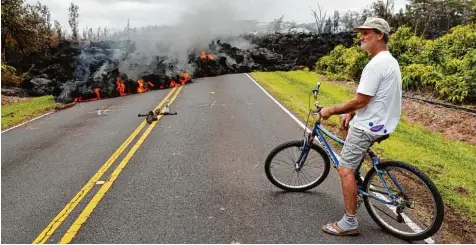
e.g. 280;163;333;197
299;119;405;206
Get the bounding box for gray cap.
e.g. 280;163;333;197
354;17;390;35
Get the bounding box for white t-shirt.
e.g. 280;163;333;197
350;51;402;135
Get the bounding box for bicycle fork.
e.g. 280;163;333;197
296;133;315;171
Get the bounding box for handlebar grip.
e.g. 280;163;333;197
312;82;321;96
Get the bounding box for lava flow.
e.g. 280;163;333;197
73;88;101;102
72;71;192;103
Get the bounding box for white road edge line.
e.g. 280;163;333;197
244;73;311;133
245;73;435;244
372;191;435;244
1;111;54;134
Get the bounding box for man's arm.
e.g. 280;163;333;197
320;93;373;119
331;93;373;114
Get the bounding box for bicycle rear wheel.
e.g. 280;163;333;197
264;140;330;192
362;161;444;241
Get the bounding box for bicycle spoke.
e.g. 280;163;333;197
369;187;392;196
363;162;443;240
283;148;296;163
371;202;399;222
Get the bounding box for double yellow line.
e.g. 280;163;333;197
33;86;184;244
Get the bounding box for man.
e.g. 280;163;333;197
319;17;402;236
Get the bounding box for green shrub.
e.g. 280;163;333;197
316;45;369;81
316;23;476;104
389;25;427;66
401;64;435;90
436;74;469;103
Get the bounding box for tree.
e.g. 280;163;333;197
341;10;361;32
267;14;284;33
1;0;26;58
82;27;87;41
54;20;62;42
371;0;394;20
324;17;333;33
470;0;476;23
126;18;131;39
389;8;407;32
310;3;327;34
333;11;340;33
2;0;56;63
68;2;79;41
87;28;94;41
399;0;475;38
103;27;109;40
96;26;101;41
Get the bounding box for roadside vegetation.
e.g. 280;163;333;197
1;95;57;130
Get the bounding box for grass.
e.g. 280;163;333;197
251;70;476;222
1;95;57;130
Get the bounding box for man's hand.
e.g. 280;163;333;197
320;107;334;120
340;113;353;130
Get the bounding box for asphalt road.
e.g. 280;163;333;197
1;74;407;243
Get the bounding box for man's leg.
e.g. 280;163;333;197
322;126;376;236
338;167;357;215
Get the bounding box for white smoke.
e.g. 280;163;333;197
115;0;262;79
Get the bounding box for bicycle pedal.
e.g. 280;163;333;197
397;214;404;223
357;196;363;210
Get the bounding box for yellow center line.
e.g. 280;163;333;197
59;85;184;244
32;87;178;244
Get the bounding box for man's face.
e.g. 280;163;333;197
359;29;382;52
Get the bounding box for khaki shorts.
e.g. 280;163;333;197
340;126;381;169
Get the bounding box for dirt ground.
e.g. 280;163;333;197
2;95;30;106
402;99;476;145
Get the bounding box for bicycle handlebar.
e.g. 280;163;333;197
311;82;323;112
312;82;320;97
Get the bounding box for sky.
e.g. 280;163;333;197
26;0;409;33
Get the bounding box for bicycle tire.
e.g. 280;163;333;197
265;140;331;192
362;161;444;241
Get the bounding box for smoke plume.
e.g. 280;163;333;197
113;0;260;80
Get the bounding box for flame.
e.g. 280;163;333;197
137;79;149;93
200;50;214;61
94;88;101;99
147;81;154;87
73;87;101;102
169;80;177;88
116;77;127;96
180;72;191;85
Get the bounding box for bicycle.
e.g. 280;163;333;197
264;82;445;241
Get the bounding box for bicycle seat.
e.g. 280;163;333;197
375;134;390;144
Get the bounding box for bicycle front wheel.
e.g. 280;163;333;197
264;140;330;192
363;161;444;241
